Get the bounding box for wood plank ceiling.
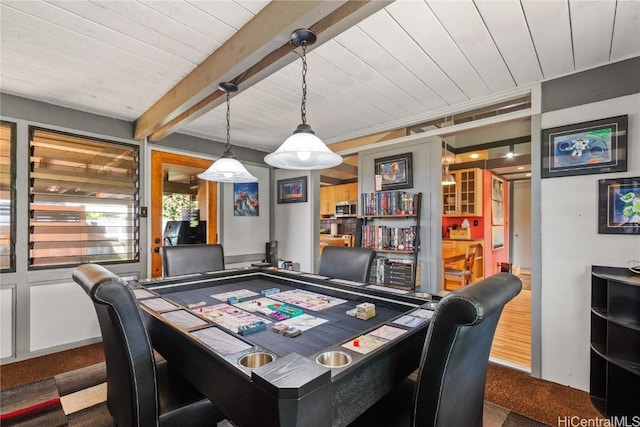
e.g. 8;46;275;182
1;0;639;159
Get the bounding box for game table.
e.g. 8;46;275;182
133;268;437;427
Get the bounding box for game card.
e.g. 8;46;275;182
341;334;387;355
369;325;407;341
140;297;177;312
408;308;434;319
393;315;426;328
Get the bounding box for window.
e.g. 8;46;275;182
29;128;139;268
0;122;16;272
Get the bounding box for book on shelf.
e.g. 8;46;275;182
361;191;418;216
361;225;416;251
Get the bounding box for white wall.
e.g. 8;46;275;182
540;93;640;391
512;180;531;268
221;164;270;259
273;169;318;273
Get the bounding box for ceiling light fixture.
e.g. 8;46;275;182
505;144;515;158
198;82;257;183
264;29;342;170
441;141;455;186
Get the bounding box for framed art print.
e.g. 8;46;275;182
598;177;640;234
374;152;413;190
233;183;259;216
277;176;307;204
541;115;627;178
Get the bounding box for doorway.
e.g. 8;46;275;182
150;151;218;277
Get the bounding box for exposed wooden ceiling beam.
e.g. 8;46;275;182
137;1;389;142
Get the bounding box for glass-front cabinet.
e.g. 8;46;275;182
442;168;483;217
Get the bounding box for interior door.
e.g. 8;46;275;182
150;151;217;277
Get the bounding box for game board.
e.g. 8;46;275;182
194;303;270;333
273;314;328;331
210;289;259;302
271;289;347;311
233;297;278;313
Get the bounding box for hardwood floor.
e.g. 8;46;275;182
490;271;532;369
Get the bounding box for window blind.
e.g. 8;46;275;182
0;121;15;271
29;128;139;268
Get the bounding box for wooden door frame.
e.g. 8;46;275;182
150;150;217;277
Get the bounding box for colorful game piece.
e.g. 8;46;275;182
237;321;267;336
227;296;238;304
187;301;207;309
261;288;280;297
346;308;357;317
269;311;290;321
354;339;360;347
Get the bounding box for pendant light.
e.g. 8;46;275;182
264;29;342;170
198;82;257;183
441;141;455;186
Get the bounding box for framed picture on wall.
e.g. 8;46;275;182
277;176;307;204
541;115;627;178
598;176;640;234
233;183;259;216
374;152;413;190
491;176;504;225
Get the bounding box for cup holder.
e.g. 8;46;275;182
425;302;439;310
238;352;275;369
316;351;352;368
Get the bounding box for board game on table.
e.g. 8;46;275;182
134;268;438;427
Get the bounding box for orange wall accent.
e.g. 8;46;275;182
483;170;509;275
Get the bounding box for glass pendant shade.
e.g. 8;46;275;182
198;150;257;183
441;161;456;186
264;124;342;170
197;82;257;183
264;29;343;170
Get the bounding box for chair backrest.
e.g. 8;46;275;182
318;246;376;283
463;244;479;272
412;273;522;426
72;263;159;426
160;243;224;277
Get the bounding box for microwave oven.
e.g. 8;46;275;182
335;201;357;217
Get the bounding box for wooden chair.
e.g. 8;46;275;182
160;244;224;277
72;263;224;426
349;273;522;426
443;243;479;288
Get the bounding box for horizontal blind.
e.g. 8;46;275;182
29;128;139;268
0;122;15;271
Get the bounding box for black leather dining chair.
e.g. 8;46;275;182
72;263;224;426
318;246;376;283
160;243;225;277
349;273;522;426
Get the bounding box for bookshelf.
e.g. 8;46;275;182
359;192;421;289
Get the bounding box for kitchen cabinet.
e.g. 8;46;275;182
320;186;335;216
334;183;357;203
442;168;483;217
590;266;640;417
442;239;484;290
320;183;358;217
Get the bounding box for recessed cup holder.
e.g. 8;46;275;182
316;351;352;368
425;302;439;310
238;352;275;369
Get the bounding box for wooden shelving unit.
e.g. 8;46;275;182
590;265;640;417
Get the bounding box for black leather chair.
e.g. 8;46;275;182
349;273;522;426
72;263;224;426
318;246;376;283
160;243;225;277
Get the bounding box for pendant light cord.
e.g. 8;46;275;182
300;41;308;125
225;90;231;151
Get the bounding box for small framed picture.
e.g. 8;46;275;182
277;176;307;204
233;183;259;216
598;177;640;235
541;115;627;178
374;152;413;190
